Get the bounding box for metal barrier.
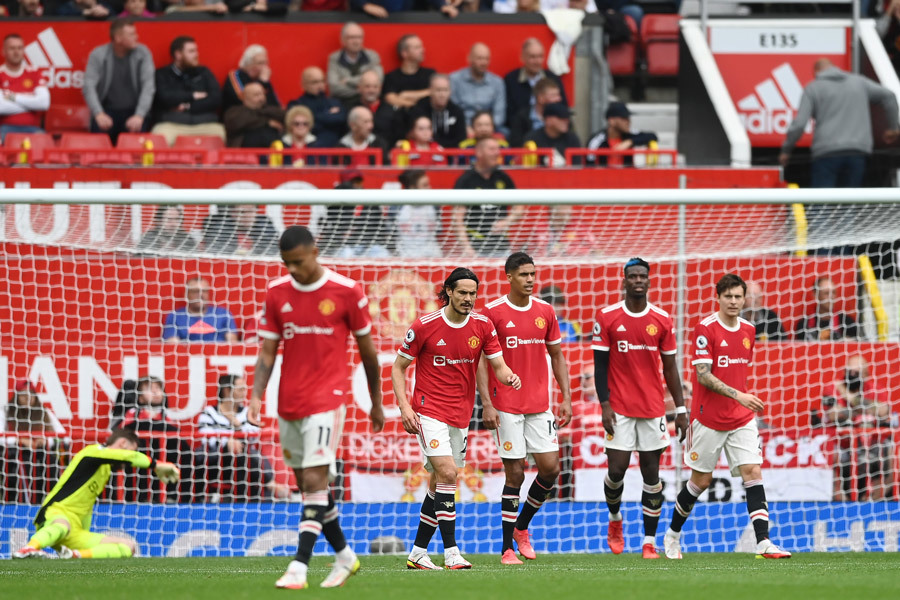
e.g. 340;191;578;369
565;147;680;167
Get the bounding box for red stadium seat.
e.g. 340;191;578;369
116;133;169;150
607;15;639;76
50;132;130;165
641;15;680;77
44;104;91;133
173;135;224;150
3;132;55;164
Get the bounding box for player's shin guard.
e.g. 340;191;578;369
413;489;438;549
501;485;520;552
78;543;133;559
321;491;348;553
669;480;703;533
604;475;624;517
641;481;664;538
295;490;328;565
28;522;68;550
744;479;770;543
434;482;458;549
516;476;554;531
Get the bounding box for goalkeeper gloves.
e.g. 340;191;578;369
154;461;180;484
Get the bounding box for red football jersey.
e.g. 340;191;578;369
0;65;47;127
398;308;502;429
258;269;372;420
591;301;677;418
690;313;756;431
482;295;561;414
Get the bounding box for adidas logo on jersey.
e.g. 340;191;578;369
617;325;627;332
437;339;446;346
506;321;516;328
280;302;293;313
721;340;729;346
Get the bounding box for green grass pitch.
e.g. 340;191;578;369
4;554;899;600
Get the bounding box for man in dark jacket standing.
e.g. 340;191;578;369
152;36;224;146
287;67;346;148
780;58;899;187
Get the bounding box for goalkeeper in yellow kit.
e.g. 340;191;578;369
12;428;180;559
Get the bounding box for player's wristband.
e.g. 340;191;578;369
149;459;158;471
674;406;687;415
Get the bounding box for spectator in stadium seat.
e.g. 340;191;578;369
593;0;643;32
539;284;582;342
452;138;521;256
163;0;229;15
151;36;225;146
351;0;462;19
281;105;325;167
585;101;658;167
398;115;445;166
197;374;290;501
795;276;859;341
352;69;399;144
56;0;111;18
523;101;581;167
449;42;507;132
878;0;900;74
162;277;239;343
819;355;895;501
338;106;390;165
119;0;154;17
741;281;786;342
202;204;280;256
0;33;50;143
317;169;394;258
779;58;899;188
137;205;198;254
503;38;568;129
286;67;346;148
83;18;155;144
116;376;195;503
2;380;66;504
6;0;44;16
395;168;441;258
221;44;280;114
508;77;562;148
327;22;383;108
410;73;467;149
459;110;509;151
223;81;284;148
382;35;435;112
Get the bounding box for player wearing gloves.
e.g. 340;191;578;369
13;428;179;560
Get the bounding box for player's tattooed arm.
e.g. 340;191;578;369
248;338;278;424
695;362;738;399
252;354;275;400
696;362;764;412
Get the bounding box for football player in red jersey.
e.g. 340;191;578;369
478;252;572;564
592;257;688;558
663;273;790;560
393;267;521;570
249;226;384;589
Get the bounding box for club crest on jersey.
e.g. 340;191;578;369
646;324;658;336
690;452;699;461
283;450;292;460
429;439;440;449
696;335;708;349
467;336;479;349
319;299;336;316
405;329;415;343
743;337;751;349
503;441;513;451
535;316;547;329
606;433;614;440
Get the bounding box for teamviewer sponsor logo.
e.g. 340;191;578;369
736;63;811;136
507;337;542;348
24;28;83;89
718;356;749;367
433;356;474;366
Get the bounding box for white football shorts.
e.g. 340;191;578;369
417;414;469;473
494;409;559;460
278;405;346;480
685;418;762;476
604;412;670;452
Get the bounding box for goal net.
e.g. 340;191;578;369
2;188;899;557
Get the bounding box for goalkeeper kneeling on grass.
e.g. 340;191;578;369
13;428;180;560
